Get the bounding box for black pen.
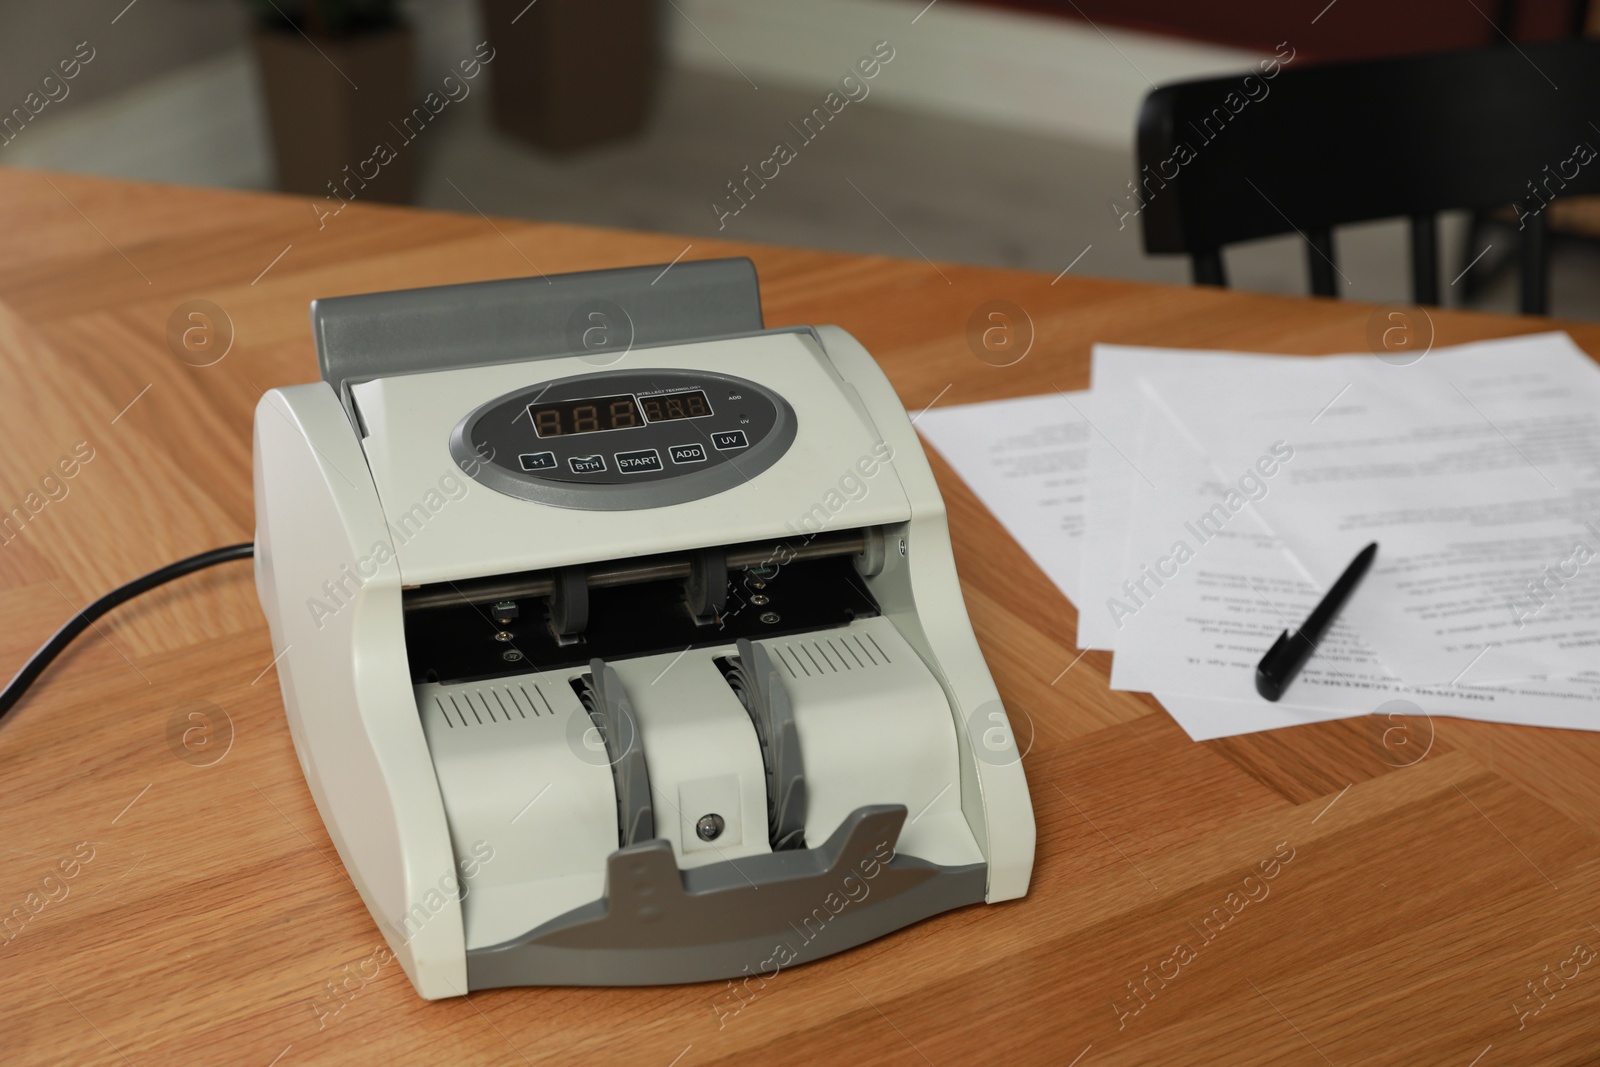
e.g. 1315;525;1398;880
1255;542;1378;702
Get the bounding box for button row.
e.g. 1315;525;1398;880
517;430;749;477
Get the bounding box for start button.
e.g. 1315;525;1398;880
615;448;664;474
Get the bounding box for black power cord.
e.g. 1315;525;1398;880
0;543;255;725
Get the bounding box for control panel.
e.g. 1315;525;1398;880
450;368;797;511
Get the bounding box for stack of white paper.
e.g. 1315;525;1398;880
916;332;1600;741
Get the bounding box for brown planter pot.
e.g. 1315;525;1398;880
478;0;660;153
252;23;417;204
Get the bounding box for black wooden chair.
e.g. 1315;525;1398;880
1135;40;1600;314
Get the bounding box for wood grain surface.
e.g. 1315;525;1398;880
4;170;1600;1066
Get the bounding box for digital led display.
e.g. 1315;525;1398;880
640;390;712;423
528;393;645;437
527;388;713;437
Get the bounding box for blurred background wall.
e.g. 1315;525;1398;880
3;0;1596;317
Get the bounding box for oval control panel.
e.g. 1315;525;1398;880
450;368;797;510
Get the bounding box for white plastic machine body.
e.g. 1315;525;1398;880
252;259;1034;999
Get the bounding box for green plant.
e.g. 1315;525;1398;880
242;0;402;36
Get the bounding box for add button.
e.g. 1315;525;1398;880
669;443;707;464
615;448;663;474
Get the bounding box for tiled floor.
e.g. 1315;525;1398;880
10;45;1599;320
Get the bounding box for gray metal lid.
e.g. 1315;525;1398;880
310;256;765;411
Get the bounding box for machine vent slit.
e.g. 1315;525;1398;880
445;694;467;727
436;697;453;728
478;692;498;723
781;645;810;677
503;686;525;718
800;643;827;675
863;632;891;664
772;646;799;678
507;686;529;718
836;637;864;668
491;689;513;721
850;634;878;665
533;683;555;716
814;640;842;672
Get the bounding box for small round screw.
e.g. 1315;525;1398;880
759;611;780;624
750;594;770;606
502;649;523;662
696;813;725;841
494;631;514;642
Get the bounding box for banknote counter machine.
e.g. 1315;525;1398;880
253;258;1035;999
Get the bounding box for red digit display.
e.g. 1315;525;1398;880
527;393;645;437
640;390;713;424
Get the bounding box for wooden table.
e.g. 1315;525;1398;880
4;170;1600;1066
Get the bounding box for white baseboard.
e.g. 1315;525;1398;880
0;50;271;189
668;0;1266;148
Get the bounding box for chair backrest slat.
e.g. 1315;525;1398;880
1306;228;1338;298
1193;249;1227;287
1521;209;1550;313
1409;214;1440;306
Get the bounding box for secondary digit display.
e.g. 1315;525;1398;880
528;393;645;437
640;389;713;423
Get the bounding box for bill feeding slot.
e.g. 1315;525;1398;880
402;531;885;685
400;529;876;610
